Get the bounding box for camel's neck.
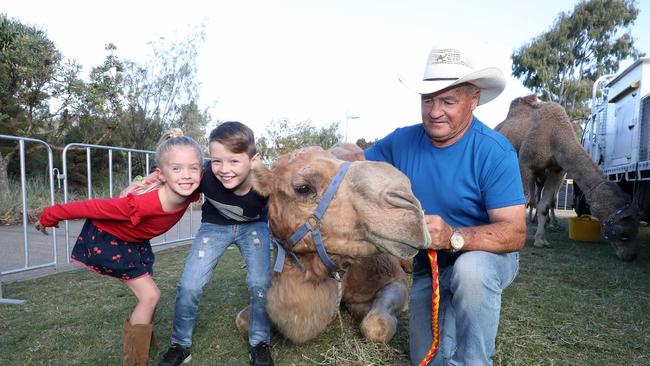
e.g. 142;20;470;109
265;258;341;342
553;139;606;194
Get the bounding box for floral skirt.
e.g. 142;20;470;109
71;220;155;281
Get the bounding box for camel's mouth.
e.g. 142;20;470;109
363;231;429;259
609;238;640;262
360;215;431;259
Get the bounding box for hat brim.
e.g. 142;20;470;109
398;67;506;105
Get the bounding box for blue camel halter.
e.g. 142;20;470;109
272;162;351;281
601;202;634;241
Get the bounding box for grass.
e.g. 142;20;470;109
1;212;649;365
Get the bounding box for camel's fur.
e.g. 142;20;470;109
236;146;430;343
495;95;640;261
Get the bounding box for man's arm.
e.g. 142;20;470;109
426;204;527;253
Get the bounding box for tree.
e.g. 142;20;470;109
511;0;643;126
257;119;342;163
355;137;378;150
0;14;82;189
116;24;209;154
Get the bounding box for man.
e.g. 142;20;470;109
365;46;526;365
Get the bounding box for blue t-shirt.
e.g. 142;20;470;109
365;118;525;266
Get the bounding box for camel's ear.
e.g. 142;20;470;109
251;161;272;197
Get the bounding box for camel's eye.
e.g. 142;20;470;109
294;184;314;196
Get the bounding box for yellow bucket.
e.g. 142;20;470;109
568;215;601;242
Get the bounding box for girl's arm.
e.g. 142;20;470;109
38;194;147;229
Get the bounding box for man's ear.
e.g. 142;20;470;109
470;90;480;111
250;161;272;197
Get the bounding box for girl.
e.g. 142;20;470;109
35;129;203;366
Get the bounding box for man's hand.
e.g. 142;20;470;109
425;215;454;250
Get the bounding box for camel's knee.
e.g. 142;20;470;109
346;302;372;321
235;305;250;334
360;311;397;343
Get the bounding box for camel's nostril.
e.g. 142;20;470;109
385;191;417;209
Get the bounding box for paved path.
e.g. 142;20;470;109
0;209;201;283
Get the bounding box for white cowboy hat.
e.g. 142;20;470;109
399;46;506;105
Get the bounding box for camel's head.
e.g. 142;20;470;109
589;181;640;262
251;147;431;262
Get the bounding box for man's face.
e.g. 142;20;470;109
420;84;480;147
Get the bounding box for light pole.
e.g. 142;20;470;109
345;114;360;143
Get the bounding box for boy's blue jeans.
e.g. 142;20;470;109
170;221;272;347
409;251;519;366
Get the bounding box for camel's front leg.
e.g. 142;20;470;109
354;281;408;343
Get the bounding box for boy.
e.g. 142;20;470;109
157;122;274;366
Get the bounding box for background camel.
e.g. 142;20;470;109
236;146;431;343
495;95;640;261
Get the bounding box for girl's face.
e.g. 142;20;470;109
209;141;260;195
157;145;202;198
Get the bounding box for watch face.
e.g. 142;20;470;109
451;231;464;250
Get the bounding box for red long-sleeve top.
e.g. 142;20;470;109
39;190;200;242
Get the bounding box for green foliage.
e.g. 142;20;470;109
355;137;378;150
257;119;342;163
114;24;209;151
511;0;643;121
0;16;212;190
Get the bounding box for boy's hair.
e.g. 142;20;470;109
209;121;257;157
155;128;203;167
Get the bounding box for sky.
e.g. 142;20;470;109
2;0;650;143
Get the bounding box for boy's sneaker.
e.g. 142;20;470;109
249;342;274;366
157;343;192;366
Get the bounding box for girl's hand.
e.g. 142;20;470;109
35;220;49;235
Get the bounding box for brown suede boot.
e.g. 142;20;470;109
123;320;153;366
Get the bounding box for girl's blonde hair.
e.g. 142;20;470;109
121;129;203;196
155;128;203;167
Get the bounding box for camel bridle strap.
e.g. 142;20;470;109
272;162;351;281
602;202;634;240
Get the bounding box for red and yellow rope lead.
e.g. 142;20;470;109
419;249;440;366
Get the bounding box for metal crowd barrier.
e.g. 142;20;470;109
0;135;57;304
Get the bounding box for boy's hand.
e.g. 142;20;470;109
120;171;160;197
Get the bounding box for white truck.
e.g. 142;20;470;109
579;57;650;220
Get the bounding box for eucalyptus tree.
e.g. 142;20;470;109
511;0;643;124
117;24;209;154
0;14;82;188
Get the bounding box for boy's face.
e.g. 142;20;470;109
209;141;260;195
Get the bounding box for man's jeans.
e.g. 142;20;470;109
170;221;272;347
409;251;519;366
